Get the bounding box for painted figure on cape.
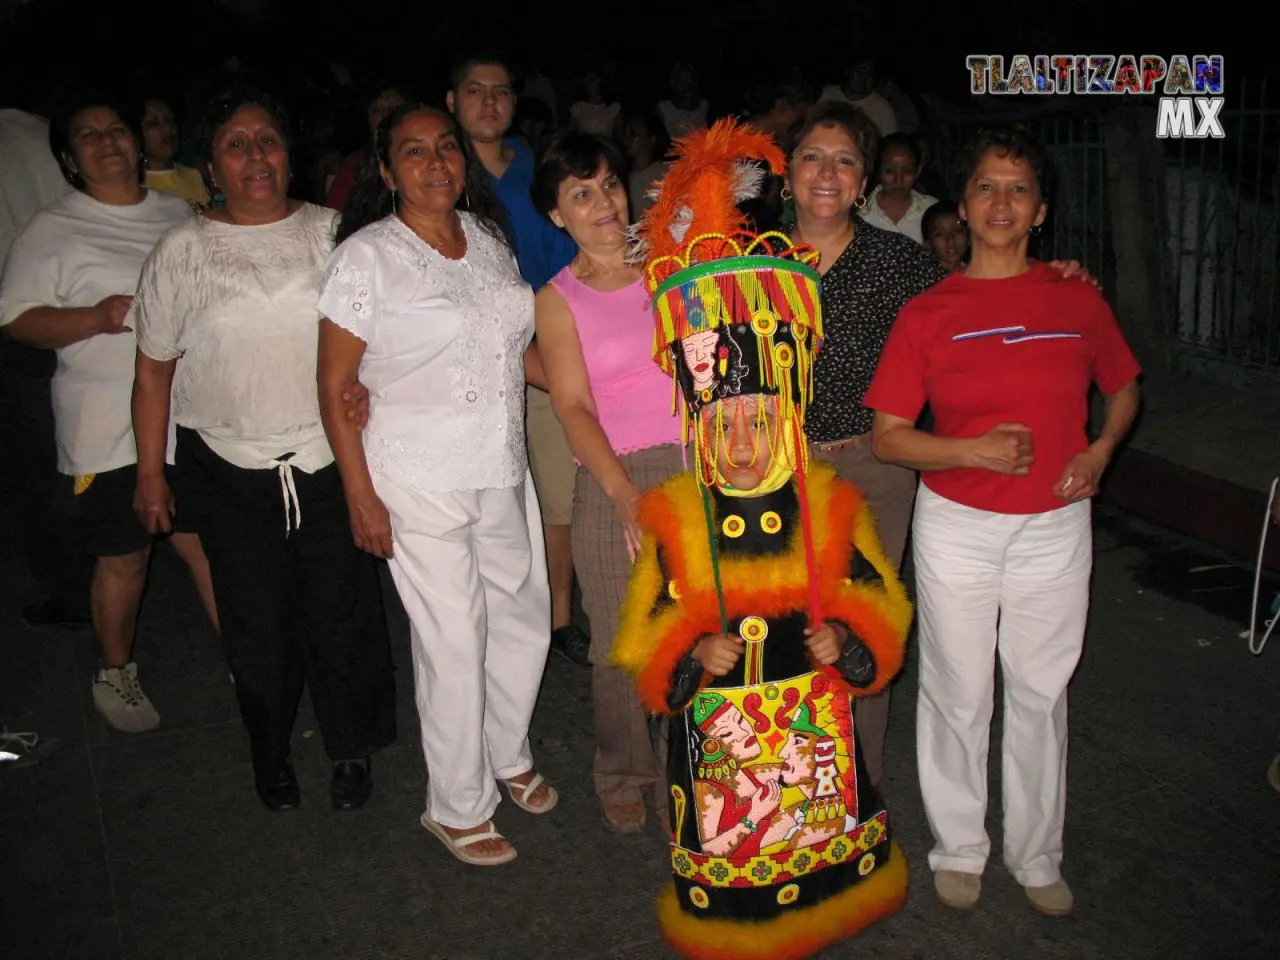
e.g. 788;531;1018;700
610;119;915;960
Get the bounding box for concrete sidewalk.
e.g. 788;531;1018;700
1103;361;1280;569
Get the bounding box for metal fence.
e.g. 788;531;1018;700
1157;79;1280;373
930;83;1280;375
933;109;1111;280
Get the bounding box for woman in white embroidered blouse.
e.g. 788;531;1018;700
317;103;557;867
130;90;396;814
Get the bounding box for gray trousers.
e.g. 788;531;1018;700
573;445;686;807
814;433;917;788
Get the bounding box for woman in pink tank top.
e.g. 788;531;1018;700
532;133;683;835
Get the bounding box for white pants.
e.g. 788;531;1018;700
912;483;1092;887
378;475;551;829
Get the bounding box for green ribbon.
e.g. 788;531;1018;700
699;483;729;635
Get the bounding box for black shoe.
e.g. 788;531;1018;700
22;600;89;629
550;624;591;667
331;758;372;811
255;762;301;811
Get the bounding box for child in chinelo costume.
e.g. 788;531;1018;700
610;119;914;960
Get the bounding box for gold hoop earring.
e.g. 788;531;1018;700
780;186;792;202
853;194;868;211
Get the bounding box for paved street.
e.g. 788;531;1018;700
2;465;1277;959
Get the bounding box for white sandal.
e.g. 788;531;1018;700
419;813;516;866
501;771;559;814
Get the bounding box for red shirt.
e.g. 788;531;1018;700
863;263;1140;515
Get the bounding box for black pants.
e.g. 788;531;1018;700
0;343;92;615
176;428;396;774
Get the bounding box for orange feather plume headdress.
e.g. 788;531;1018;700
633;119;835;640
629;118;826;488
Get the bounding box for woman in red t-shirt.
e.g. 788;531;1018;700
864;126;1141;919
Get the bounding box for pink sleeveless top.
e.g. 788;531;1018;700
548;267;682;456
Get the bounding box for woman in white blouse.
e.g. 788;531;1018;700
858;132;939;245
568;71;622;138
317;103;556;867
0;89;216;734
130;90;396;813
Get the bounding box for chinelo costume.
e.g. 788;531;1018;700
610;119;914;960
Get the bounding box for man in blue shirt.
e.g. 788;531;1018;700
447;56;576;287
447;54;589;667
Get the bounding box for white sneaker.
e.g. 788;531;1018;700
93;663;160;732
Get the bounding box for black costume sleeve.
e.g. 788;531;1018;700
833;631;877;688
666;648;709;711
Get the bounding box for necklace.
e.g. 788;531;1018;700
431;233;465;250
396;214;466;257
572;254;632;282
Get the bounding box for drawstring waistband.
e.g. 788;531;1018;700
270;454;302;534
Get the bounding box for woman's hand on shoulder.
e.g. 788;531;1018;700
1047;259;1099;288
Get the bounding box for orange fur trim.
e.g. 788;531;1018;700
655;840;909;960
851;491;906;603
612;531;667;675
609;465;913;711
640;119;787;268
822;586;909;698
637;465;855;598
634;595;720;713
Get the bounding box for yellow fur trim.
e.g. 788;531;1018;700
655;840;909;960
613;531;669;675
614;464;842;675
845;494;914;639
854;496;902;598
610;463;914;712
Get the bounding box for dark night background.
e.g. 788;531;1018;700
1;7;1278;960
0;0;1255;109
0;1;1260;262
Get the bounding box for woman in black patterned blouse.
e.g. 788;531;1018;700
782;100;946;790
782;102;1089;789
